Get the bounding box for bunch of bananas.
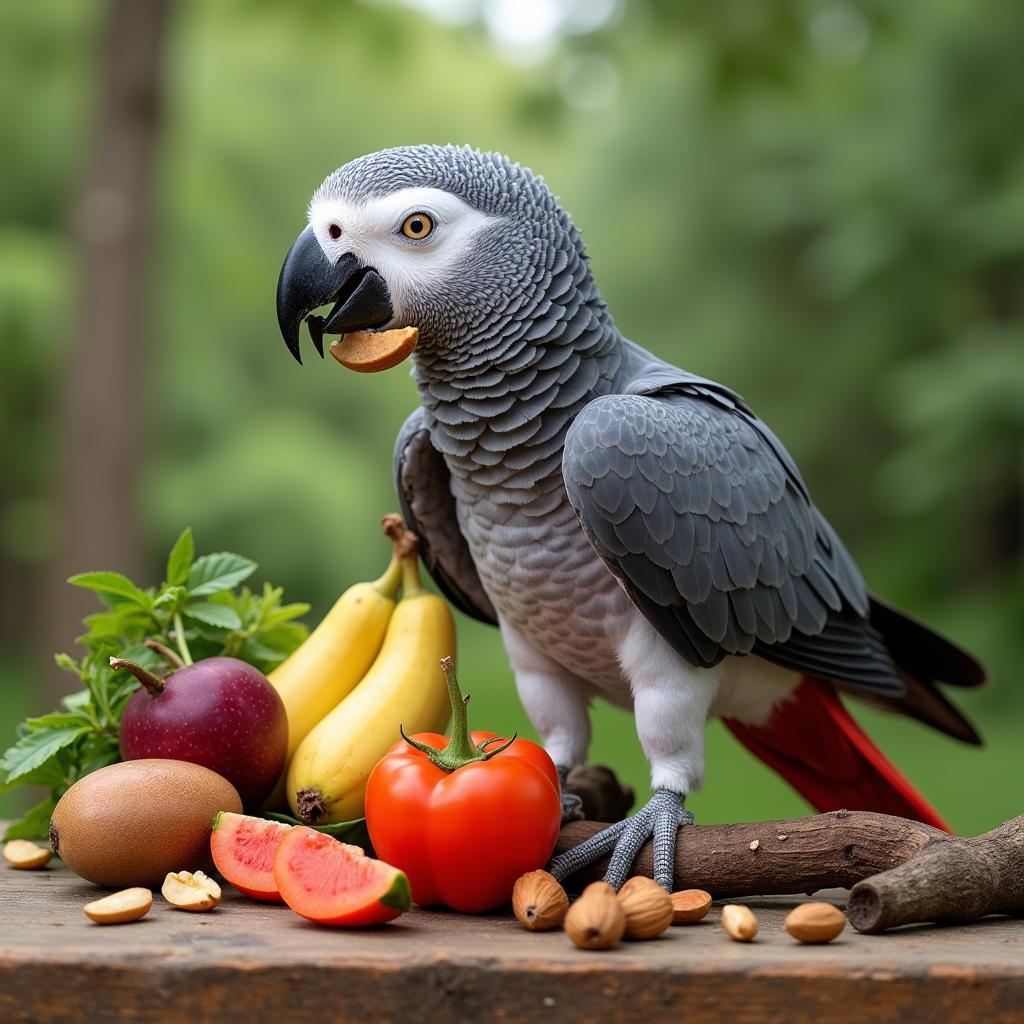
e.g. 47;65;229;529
267;514;455;824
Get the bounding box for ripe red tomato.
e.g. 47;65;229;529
364;661;561;912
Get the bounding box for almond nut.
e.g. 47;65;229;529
564;881;626;950
784;902;847;944
4;839;52;870
670;889;712;924
162;869;222;911
617;876;673;939
83;888;153;924
721;903;758;942
512;870;569;931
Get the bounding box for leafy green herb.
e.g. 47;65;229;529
1;528;309;840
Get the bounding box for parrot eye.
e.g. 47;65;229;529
400;212;434;240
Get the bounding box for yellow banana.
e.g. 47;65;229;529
287;545;455;824
269;519;406;764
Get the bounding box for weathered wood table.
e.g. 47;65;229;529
2;856;1023;1024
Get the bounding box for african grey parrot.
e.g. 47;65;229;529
276;145;985;890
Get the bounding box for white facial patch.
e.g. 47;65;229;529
307;187;498;326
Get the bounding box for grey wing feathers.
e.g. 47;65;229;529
562;388;905;696
394;408;498;626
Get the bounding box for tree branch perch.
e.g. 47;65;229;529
553;811;1024;932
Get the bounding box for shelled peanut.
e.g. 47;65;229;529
3;840;52;870
721;904;759;942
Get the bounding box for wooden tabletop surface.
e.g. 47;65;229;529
2;854;1022;1024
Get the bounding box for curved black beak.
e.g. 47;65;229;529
276;225;393;364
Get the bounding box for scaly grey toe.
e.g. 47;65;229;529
547;788;691;890
548;818;630;882
653;792;693;889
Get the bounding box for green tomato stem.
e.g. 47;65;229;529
440;657;477;762
400;657;516;772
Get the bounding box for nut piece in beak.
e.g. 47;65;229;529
328;327;419;373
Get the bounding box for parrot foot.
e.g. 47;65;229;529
548;788;692;891
556;764;584;823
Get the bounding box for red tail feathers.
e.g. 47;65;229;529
722;677;951;832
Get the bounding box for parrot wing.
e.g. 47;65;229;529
394;406;498;625
563;378;901;695
563;373;981;829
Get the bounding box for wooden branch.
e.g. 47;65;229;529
554;811;1024;932
847;815;1024;933
555;810;941;898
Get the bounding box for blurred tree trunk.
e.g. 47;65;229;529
36;0;172;707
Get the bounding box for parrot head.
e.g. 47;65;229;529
276;145;592;368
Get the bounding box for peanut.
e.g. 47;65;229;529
161;869;222;911
4;839;52;870
83;888;153;924
721;903;758;942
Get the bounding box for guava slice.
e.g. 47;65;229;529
210;811;291;902
273;825;410;927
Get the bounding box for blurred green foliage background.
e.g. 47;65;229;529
1;0;1021;832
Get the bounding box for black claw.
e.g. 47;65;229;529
561;791;584;823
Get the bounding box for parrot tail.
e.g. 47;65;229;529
722;677;952;833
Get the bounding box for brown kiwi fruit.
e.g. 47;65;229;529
50;759;242;887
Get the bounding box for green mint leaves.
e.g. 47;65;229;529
1;528;309;840
165;527;195;587
186;552;258;597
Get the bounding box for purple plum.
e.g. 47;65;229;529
116;655;288;809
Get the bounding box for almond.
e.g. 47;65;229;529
721;903;758;942
617;876;673;939
564;881;626;950
83;888;153;924
670;889;712;924
784;902;847;944
4;839;52;870
161;869;222;911
512;870;569;931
